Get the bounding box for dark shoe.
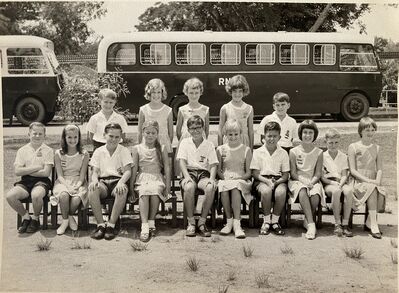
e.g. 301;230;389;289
26;219;40;233
198;224;211;237
18;218;31;233
149;228;156;238
334;224;343;237
364;225;383;235
342;225;353;237
271;223;285;236
91;226;105;240
104;226;117;240
371;231;382;239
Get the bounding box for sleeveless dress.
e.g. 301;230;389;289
348;141;386;211
134;144;168;202
222;101;253;147
140;104;172;153
53;150;89;207
288;146;326;206
179;104;209;140
217;144;253;205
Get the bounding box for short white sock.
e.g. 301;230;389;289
342;219;349;226
188;217;195;226
263;215;271;224
31;215;39;221
271;214;280;223
148;220;155;229
198;217;206;227
22;213;31;221
107;222;115;228
141;222;149;233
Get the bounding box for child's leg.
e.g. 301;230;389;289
298;188;314;224
258;184;273;222
231;189;241;220
324;185;342;225
6;186;30;217
139;195;150;223
59;192;70;220
366;189;380;234
272;184;287;223
220;191;232;219
198;179;215;222
148;195;160;221
88;184;107;225
69;197;81;215
108;187;127;225
182;180;196;225
309;194;320;222
30;186;46;218
341;185;353;226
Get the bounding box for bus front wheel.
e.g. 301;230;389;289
340;93;369;122
15;97;46;126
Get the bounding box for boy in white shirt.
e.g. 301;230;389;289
86;88;129;150
258;92;298;151
6;122;54;233
176;115;218;237
88;123;133;240
251;121;290;236
321;128;353;237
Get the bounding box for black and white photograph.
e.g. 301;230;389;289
0;1;398;292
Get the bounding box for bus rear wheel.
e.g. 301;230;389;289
340;93;369;122
15;97;46;126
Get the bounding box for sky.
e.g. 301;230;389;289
88;2;399;42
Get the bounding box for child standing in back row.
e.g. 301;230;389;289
348;117;386;239
218;75;254;149
176;77;209;141
130;121;171;242
258;92;298;152
217;119;252;239
51;124;89;235
138;79;173;153
87;88;129;150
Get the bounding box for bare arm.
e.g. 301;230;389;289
77;152;90;188
167;111;174;144
247;109;254;150
179;159;192;182
289;150;299;181
241;148;252;180
162;147;171;195
204;111;210;139
30;164;53;178
309;151;323;186
218;106;227;146
88;167;100;192
274;171;289;187
87;132;94;145
176;110;183;141
216;148;224;180
252;170;274;188
375;148;383;185
129;147;139;200
15;165;42;177
118;165;132;185
209;164;217;181
338;169;349;187
137;109;144;143
54;152;68;186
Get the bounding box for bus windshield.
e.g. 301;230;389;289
340;44;378;72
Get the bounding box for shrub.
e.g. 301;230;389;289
242;243;254;257
186;256;199;272
71;239;91;250
391;251;398;264
218;285;229;293
343;246;364;259
36;237;52;251
280;243;294;255
391;238;398;248
255;272;270;288
227;269;236;281
130;240;148;252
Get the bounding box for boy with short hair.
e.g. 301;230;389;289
321;128;353;237
86;88;129;150
250;121;290;235
6;122;54;233
258;92;298;151
88;123;133;240
176;115;218;237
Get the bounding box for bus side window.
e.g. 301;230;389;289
7;47;49;74
211;43;240;65
141;43;171;65
314;44;336;65
280;44;309;65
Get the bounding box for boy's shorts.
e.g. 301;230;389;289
14;175;52;194
187;169;211;185
253;175;283;198
99;176;123;197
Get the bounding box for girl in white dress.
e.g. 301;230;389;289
288;120;325;240
348;117;386;239
138;79;173;153
216;120;252;239
218;75;254;149
131;121;171;242
52;124;89;235
176;77;209;141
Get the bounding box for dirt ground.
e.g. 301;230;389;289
1;129;398;293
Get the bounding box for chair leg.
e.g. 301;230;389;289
171;196;177;228
51;205;58;229
211;205;216;229
248;200;255;228
316;201;322;229
348;210;353;229
83;208;89;230
42;199;48;230
17;214;22;229
286;203;291;227
280;202;287;228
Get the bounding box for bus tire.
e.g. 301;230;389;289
170;95;188;120
15;97;46;126
43;112;56;124
340;93;369;122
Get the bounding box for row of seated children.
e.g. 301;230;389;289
6;113;385;242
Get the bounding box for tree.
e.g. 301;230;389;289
0;2;106;54
375;37;399;91
136;2;369;33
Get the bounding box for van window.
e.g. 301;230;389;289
140;43;171;65
340;44;378;72
7;48;50;74
245;44;275;65
280;44;309;65
107;43;136;66
175;43;206;65
314;44;336;65
210;43;240;65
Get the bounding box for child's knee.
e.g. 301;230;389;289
31;187;46;201
204;184;214;196
274;190;286;203
183;182;195;195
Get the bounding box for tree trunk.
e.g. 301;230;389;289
309;3;332;32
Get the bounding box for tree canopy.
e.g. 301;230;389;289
136;2;369;32
0;2;106;54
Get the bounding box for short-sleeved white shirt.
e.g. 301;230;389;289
14;143;54;178
90;144;133;178
86;111;128;143
258;111;298;148
323;150;349;179
250;145;290;176
176;137;218;171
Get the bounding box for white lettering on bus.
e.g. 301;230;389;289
219;78;230;85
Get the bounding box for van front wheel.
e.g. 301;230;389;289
340;93;369;122
15;97;46;126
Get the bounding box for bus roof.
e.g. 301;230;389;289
99;31;375;48
0;35;53;48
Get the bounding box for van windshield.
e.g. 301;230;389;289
44;48;60;73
